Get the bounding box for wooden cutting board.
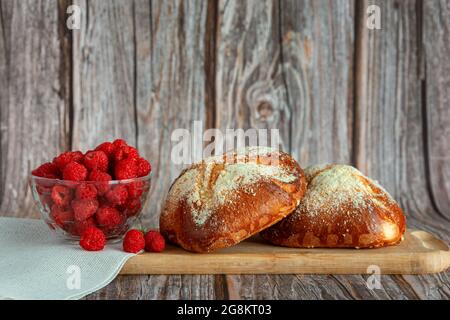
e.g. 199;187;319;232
120;230;450;275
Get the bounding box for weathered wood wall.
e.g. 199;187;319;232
0;0;449;299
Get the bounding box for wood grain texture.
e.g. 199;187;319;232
423;0;450;219
215;0;290;150
85;274;228;300
281;0;355;165
135;0;211;227
353;0;448;237
353;0;450;300
226;274;426;300
0;0;71;216
0;0;6;211
72;0;137;150
409;0;450;298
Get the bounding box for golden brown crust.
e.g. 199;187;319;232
159;147;307;253
261;164;406;248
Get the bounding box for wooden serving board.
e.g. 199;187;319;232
120;230;450;275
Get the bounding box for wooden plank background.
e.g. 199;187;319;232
0;0;449;299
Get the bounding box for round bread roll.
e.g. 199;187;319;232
261;164;406;248
160;147;307;253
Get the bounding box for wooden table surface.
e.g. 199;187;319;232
1;0;449;299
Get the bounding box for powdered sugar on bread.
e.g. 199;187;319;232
261;163;406;249
302;164;396;217
166;147;299;226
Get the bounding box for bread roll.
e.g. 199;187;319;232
261;164;406;248
160;147;307;253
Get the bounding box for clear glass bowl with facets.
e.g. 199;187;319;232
30;174;151;241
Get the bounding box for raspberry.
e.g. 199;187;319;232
72;198;99;221
53;151;83;171
123;229;145;253
75;183;97;200
89;170;112;182
36;181;53;195
95;142;116;158
79;226;105;251
127;181;145;198
105;185;128;206
115;157;138;180
144;230;166;252
63;162;88;181
88;170;112;195
72;217;96;236
124;198;141;217
51;185;73;206
51;204;74;228
113;139;128;149
32;162;60;179
96;206;123;230
84;150;109;172
39;193;53;208
136;157;151;177
113;145;139;162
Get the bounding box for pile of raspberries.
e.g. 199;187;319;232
32;139;152;242
32;139;151;181
80;227;166;253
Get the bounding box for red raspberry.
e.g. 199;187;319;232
88;170;112;195
113;145;139;162
88;170;112;182
113;139;128;149
84;150;109;172
105;185;128;206
51;185;73;206
35;180;53;195
115;157;138;180
51;204;74;228
136;157;151;177
63;162;88;181
96;206;123;230
123;229;145;253
144;230;166;252
32;162;60;179
39;193;53;208
75;183;97;200
95;142;116;158
79;226;105;251
127;181;145;198
53;151;83;171
72;198;99;221
124;198;141;217
72;217;96;236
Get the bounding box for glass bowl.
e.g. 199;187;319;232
30;174;151;241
